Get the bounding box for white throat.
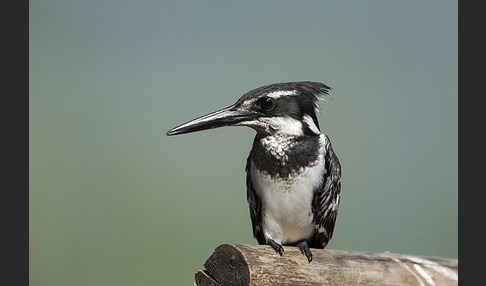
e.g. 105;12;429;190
239;116;305;137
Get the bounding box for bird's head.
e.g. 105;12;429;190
166;81;332;137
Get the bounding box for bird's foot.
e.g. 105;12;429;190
267;238;284;256
297;240;313;263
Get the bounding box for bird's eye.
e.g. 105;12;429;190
259;97;275;111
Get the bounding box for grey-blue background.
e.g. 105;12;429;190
30;1;457;285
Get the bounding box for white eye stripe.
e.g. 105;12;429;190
241;98;258;107
266;90;298;99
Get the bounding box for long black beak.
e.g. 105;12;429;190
166;104;258;136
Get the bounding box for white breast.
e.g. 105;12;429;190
251;134;327;244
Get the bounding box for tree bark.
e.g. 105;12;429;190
195;244;458;286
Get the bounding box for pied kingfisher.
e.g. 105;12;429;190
167;82;341;262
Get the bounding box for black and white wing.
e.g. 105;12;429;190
245;153;265;244
311;136;342;249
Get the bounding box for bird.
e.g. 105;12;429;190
166;81;341;263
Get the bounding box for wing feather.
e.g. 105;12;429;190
311;136;342;249
246;153;265;244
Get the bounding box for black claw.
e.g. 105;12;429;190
268;239;284;256
306;252;313;263
298;241;313;263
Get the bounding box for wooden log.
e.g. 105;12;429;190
195;244;458;286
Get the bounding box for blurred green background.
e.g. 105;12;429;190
30;1;457;285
